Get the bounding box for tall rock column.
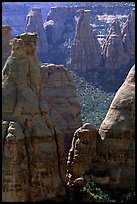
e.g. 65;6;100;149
25;8;48;62
69;9;102;73
102;19;129;69
2;33;66;202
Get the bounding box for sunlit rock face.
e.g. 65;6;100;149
2;25;12;68
2;33;66;202
25;8;48;63
68;9;102;73
40;63;82;153
67;65;135;189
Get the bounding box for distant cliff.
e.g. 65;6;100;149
2;25;12;68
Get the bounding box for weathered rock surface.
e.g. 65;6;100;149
2;25;12;68
68;9;102;73
102;19;129;69
122;8;135;60
67;123;97;187
25;8;48;62
40;63;82;153
2;33;66;202
67;65;135;189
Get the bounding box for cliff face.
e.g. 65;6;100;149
67;65;135;189
40;63;82;153
2;33;66;202
25;8;48;63
2;25;12;68
102;19;129;69
44;6;76;65
69;9;102;73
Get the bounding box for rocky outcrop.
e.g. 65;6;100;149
2;33;66;202
25;8;48;63
67;123;97;187
68;9;102;73
2;25;12;68
67;65;135;189
122;8;135;60
102;19;129;69
40;64;82;153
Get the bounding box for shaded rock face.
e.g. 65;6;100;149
2;25;12;68
25;8;48;63
102;19;129;69
40;63;82;153
44;6;76;65
67;65;135;189
122;9;135;60
68;9;102;73
2;33;66;202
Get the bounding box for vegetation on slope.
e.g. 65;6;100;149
71;72;114;127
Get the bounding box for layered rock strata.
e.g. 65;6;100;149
67;65;135;189
40;64;82;153
2;33;66;202
2;25;12;68
25;8;48;62
68;9;102;73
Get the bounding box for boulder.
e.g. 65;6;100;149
2;33;66;202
